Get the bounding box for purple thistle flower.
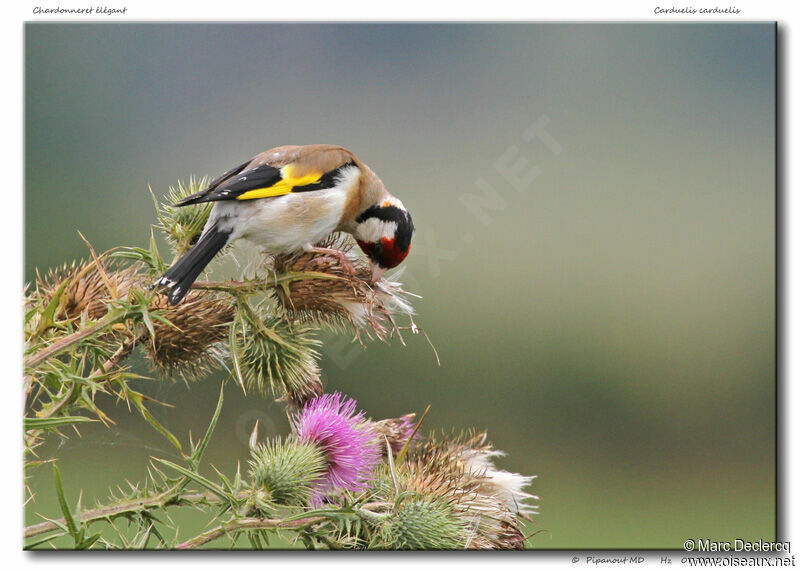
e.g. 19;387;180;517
292;393;380;502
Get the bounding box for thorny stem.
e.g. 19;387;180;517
191;280;260;294
24;490;218;539
93;337;140;375
237;299;293;349
175;501;394;549
193;271;349;294
24;310;127;370
38;335;141;420
24;335;145;453
174;516;328;550
25;486;391;547
38;384;76;421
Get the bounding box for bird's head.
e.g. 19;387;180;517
353;197;414;281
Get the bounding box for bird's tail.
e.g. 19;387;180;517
153;224;230;305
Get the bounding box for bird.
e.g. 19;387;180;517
153;144;414;305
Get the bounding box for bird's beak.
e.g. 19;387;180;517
371;263;385;283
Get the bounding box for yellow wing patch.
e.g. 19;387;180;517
236;164;322;200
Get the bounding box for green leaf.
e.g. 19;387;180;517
149;184;161;213
248;532;264;549
281;506;355;523
24;306;40;326
229;319;247;394
111;228;166;274
140;307;156;340
52;465;78;539
211;465;235;497
154;458;235;504
129;391;182;453
75;531;102;550
148;228;166;273
395;404;431;466
130;524;153;549
393;490;418;511
35;278;69;336
149;524;169;548
24;531;67;550
189;383;224;469
149;312;178;329
31;514;70;534
24;416;95;430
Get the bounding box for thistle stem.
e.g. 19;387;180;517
24;310;126;370
37;336;141;420
175;515;327;549
24;490;217;539
175;501;393;549
237;298;293;349
193;271;348;294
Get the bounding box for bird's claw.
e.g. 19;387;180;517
309;246;357;276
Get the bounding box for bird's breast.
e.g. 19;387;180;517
210;188;349;254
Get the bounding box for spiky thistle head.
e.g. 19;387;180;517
248;437;326;508
396;431;536;549
156;177;213;257
291;393;380;503
385;496;466;550
417;431;538;517
144;291;235;378
271;235;415;341
33;259;143;323
236;311;323;406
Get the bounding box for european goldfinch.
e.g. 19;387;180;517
154;144;414;305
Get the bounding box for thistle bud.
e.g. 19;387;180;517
248;438;326;507
156;178;213;257
387;498;465;550
238;315;322;404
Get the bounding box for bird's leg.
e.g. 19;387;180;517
371;264;384;283
306;245;357;275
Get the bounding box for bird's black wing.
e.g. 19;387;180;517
174;160;283;206
175;160;358;206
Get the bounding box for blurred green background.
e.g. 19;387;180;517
24;23;775;549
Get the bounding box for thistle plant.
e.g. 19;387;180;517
23;178;537;550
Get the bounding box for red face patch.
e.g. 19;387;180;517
356;238;410;269
378;237;410;269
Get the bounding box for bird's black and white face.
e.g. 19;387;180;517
353;198;414;281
